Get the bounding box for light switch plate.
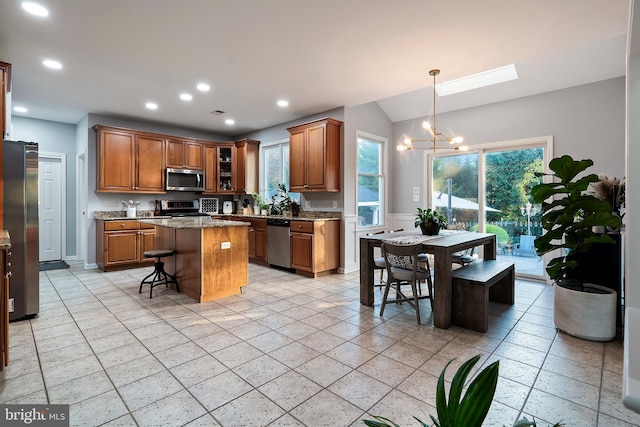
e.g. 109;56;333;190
413;186;420;195
413;194;420;202
332;201;338;208
221;242;231;249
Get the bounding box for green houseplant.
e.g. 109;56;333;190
531;155;622;341
415;208;448;235
363;354;563;427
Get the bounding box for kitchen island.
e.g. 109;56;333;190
138;216;249;303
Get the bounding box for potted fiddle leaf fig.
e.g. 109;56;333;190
415;208;447;235
531;155;622;341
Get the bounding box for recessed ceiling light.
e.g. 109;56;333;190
435;64;518;97
22;2;49;17
196;83;210;92
42;59;62;70
180;93;193;101
225;119;235;125
14;106;28;113
277;100;289;107
145;102;158;110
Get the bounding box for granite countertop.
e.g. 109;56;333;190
94;210;160;220
94;210;341;222
138;217;249;229
0;230;10;250
215;213;341;222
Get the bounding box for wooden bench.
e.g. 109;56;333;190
451;260;515;332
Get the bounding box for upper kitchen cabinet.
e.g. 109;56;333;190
234;139;260;194
94;125;166;193
203;143;218;194
217;143;236;193
0;62;10;139
0;61;11;229
287;118;342;192
166;138;203;170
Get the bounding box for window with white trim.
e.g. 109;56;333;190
262;141;299;201
357;134;385;227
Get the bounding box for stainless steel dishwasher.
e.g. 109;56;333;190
267;218;291;269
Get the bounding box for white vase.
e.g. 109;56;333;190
126;207;137;218
261;209;268;216
554;283;617;341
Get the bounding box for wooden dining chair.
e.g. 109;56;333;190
380;241;433;325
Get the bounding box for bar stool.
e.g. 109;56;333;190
139;249;180;298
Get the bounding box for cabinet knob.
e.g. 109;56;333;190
6;271;11;278
304;184;309;188
298;225;302;228
121;223;126;227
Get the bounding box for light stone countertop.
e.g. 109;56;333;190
212;213;341;222
138;216;249;229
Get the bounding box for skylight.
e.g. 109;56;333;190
435;64;518;97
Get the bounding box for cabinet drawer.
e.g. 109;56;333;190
291;221;313;233
105;220;140;231
140;223;155;230
251;218;267;229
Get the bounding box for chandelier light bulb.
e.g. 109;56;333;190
399;69;466;153
397;144;408;151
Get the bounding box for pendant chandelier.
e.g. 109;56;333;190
397;69;468;152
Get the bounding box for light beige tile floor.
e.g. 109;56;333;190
2;260;639;427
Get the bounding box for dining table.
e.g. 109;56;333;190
359;229;497;329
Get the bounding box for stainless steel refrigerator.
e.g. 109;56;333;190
3;140;39;321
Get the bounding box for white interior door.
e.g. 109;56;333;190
39;156;63;261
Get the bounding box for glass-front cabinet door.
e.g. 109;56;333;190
217;144;236;193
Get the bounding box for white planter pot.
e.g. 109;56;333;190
126;207;137;218
554;283;617;341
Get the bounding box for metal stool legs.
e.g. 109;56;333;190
139;251;179;299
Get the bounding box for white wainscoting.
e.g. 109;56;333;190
343;215;360;274
389;213;416;233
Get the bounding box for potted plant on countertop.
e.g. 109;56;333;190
531;155;622;341
415;207;448;235
250;193;269;215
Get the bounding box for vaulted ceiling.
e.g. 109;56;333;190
0;0;630;136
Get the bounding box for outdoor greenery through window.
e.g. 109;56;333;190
357;134;385;227
431;144;546;278
263;142;299;202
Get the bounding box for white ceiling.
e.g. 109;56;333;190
0;0;630;137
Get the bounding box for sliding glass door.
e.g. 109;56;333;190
429;139;549;280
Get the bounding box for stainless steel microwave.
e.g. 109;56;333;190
166;168;205;192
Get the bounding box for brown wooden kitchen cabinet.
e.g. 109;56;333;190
0;62;11;229
217;143;236;193
290;219;340;277
234;139;260;194
249;218;268;265
288;118;342;192
203;143;218;194
166;138;203;170
96;220;156;271
94;125;166;193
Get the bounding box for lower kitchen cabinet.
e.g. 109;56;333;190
96;220;156;271
290;220;340;277
250;218;268;265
